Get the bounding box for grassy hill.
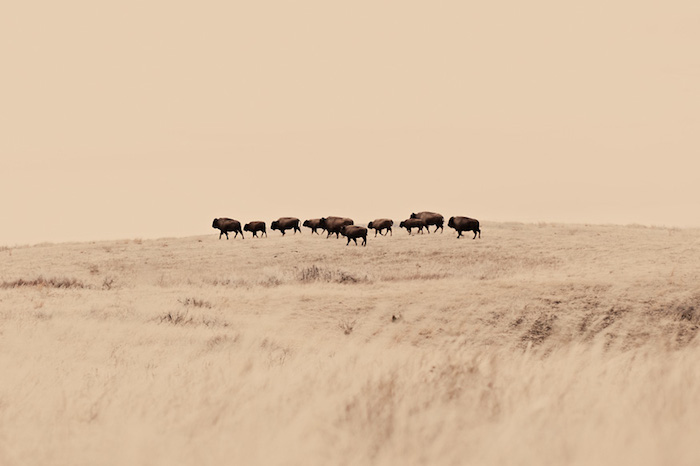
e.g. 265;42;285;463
1;222;699;465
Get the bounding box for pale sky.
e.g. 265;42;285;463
2;1;699;245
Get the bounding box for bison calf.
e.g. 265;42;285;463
448;216;481;239
368;219;393;237
212;218;244;240
399;218;426;235
270;217;301;236
244;221;267;238
303;218;326;235
340;225;367;246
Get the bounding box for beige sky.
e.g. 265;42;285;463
2;1;699;245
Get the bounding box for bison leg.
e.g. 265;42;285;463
239;230;244;239
389;228;392;236
352;238;358;245
362;236;366;246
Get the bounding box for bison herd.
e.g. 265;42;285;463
212;212;481;246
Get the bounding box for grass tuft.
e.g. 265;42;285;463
178;297;213;308
157;310;228;328
0;276;87;289
297;265;370;284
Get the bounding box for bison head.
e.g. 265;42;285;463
410;213;417;219
303;220;310;227
244;224;251;231
448;217;455;228
270;221;279;230
399;221;406;228
367;221;374;229
212;219;220;229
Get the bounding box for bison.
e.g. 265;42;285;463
212;218;244;240
340;225;367;246
303;218;326;235
319;216;354;238
399;218;426;235
448;216;481;239
368;219;393;237
270;217;301;236
410;211;444;233
244;221;267;238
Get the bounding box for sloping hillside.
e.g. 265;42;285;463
1;222;699;465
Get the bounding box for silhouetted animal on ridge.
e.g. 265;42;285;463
368;219;393;237
399;218;426;235
448;216;481;239
340;225;367;246
244;221;267;238
410;212;444;233
270;217;301;235
212;218;244;240
320;217;354;238
303;218;326;235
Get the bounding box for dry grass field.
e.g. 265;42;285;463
2;222;700;465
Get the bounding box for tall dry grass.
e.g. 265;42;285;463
1;223;699;465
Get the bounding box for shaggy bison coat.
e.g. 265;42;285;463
244;221;267;238
270;217;301;235
448;216;481;239
320;217;354;238
303;218;326;235
410;211;444;233
340;225;367;246
368;219;394;237
212;218;244;240
399;218;426;235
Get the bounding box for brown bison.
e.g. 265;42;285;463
340;225;367;246
319;216;354;238
410;211;444;233
367;219;393;237
244;221;267;238
448;216;481;239
399;218;426;235
303;218;326;235
270;217;301;235
212;218;244;240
